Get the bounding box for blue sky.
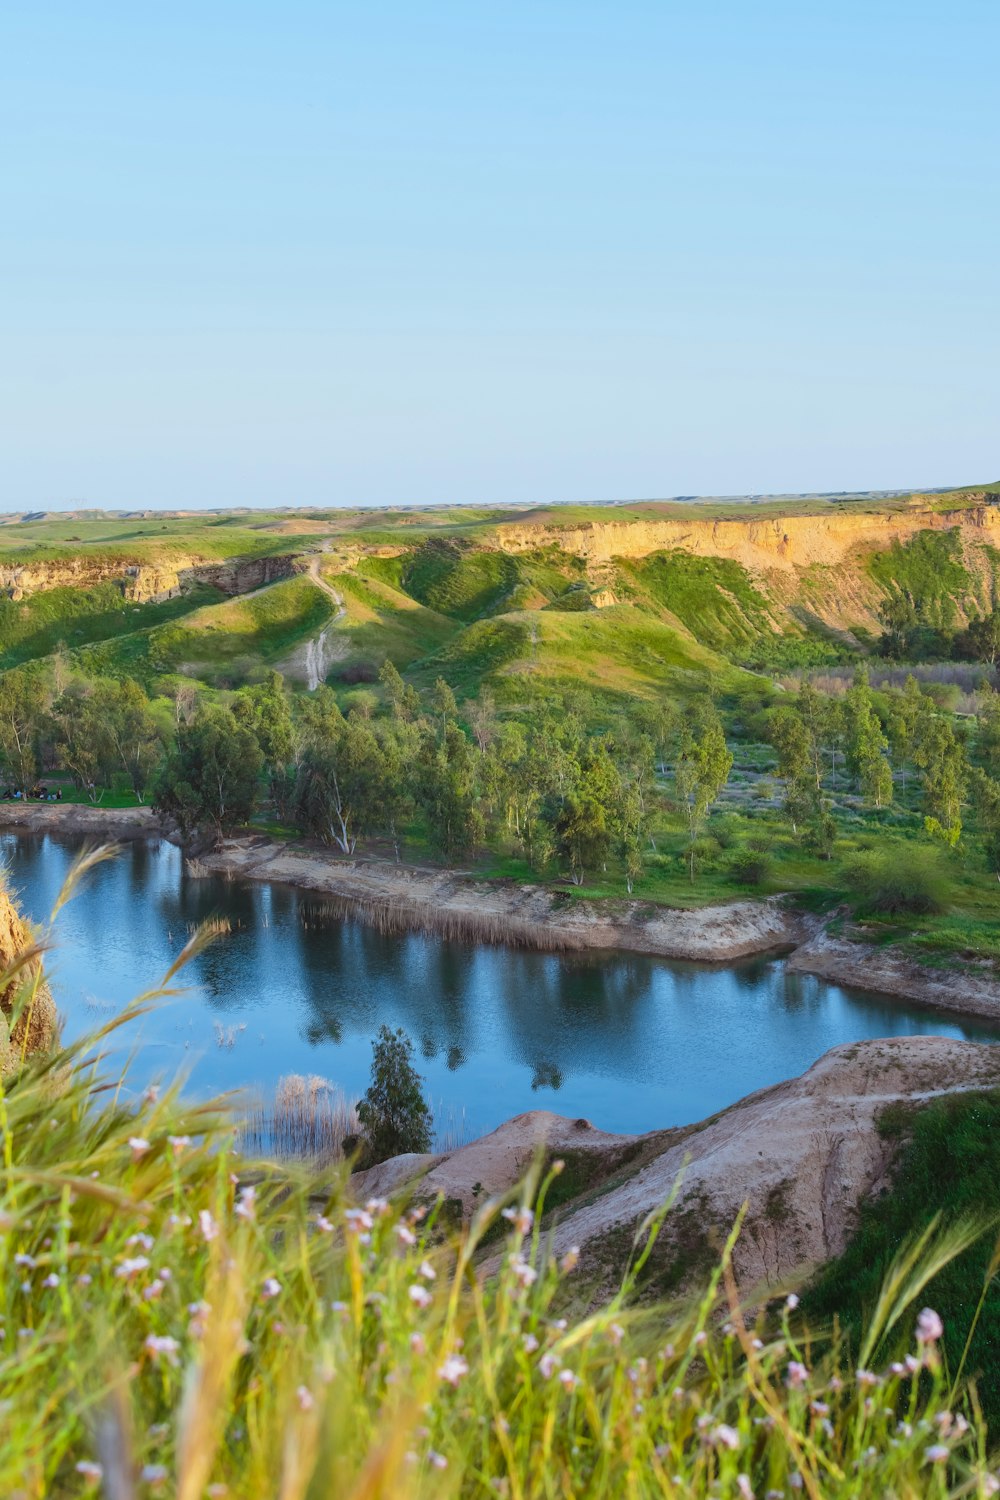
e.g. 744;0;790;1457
1;2;997;510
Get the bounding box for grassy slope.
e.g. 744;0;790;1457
79;575;335;688
804;1088;1000;1422
323;570;459;669
0;583;226;669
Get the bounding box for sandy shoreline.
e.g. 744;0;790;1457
3;803;1000;1020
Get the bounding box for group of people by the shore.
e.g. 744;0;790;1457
2;786;62;801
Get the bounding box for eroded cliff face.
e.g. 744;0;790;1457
0;552;305;604
493;500;1000;574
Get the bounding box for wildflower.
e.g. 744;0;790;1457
925;1445;950;1465
538;1352;561;1379
396;1223;416;1247
786;1361;809;1388
501;1205;534;1235
140;1465;168;1489
408;1284;432;1310
116;1256;150;1281
438;1354;469;1386
188;1300;211;1338
608;1322;625;1346
786;1292;800;1310
143;1084;161;1105
428;1451;448;1471
198;1210;218;1243
76;1273;93;1288
558;1369;577;1391
76;1462;103;1484
917;1307;944;1344
713;1424;740;1451
410;1332;426;1355
261;1277;282;1301
856;1369;879;1387
168;1135;191;1155
510;1258;538;1288
129;1137;151;1160
235;1186;256;1222
905;1353;921;1374
42;1273;59;1289
737;1478;754;1500
144;1334;180;1366
315;1214;334;1233
14;1253;35;1268
127;1232;155;1251
693;1330;707;1348
344;1208;374;1233
365;1197;390;1217
418;1259;436;1280
522;1333;539;1353
296;1385;314;1412
560;1246;580;1273
207;1488;229;1498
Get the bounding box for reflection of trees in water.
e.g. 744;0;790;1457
530;1059;562;1091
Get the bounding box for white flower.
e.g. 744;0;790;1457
713;1424;740;1451
917;1307;944;1344
198;1210;218;1243
206;1487;229;1498
786;1361;809;1388
785;1293;799;1310
924;1444;950;1464
396;1223;416;1247
502;1205;534;1235
737;1477;754;1500
14;1253;35;1268
261;1276;282;1301
144;1334;180;1366
522;1333;539;1353
410;1331;426;1355
296;1385;314;1411
75;1461;103;1484
428;1451;448;1471
365;1197;390;1217
315;1214;334;1233
418;1259;436;1281
115;1255;150;1281
558;1369;577;1391
560;1247;580;1273
140;1464;168;1488
235;1186;256;1222
608;1322;625;1346
128;1137;151;1160
168;1135;191;1155
344;1208;373;1233
126;1232;154;1251
438;1354;469;1386
42;1272;59;1289
509;1257;538;1288
538;1352;561;1379
408;1284;432;1310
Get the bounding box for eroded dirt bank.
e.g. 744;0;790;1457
355;1036;1000;1297
3;808;1000;1021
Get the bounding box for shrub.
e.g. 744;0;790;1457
845;847;948;916
728;846;772;888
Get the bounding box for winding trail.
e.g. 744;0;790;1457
301;556;347;690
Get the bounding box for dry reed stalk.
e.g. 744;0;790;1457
238;1074;360;1160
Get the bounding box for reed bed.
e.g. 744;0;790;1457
299;891;585;953
238;1072;360;1159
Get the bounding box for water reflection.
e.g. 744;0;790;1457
4;832;998;1140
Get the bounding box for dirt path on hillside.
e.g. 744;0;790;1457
280;556;348;689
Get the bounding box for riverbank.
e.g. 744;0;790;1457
4;804;1000;1020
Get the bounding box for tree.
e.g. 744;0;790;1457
556;793;609;886
52;681;112;801
92;678;162;801
962;610;1000;666
413;725;484;858
153;706;263;839
356;1025;432;1163
912;707;966;846
674;714;733;881
468;689;497;754
845;668;892;809
295;714;388;854
0;669;46;794
431;677;458;741
232;672;296;814
768;705;816;834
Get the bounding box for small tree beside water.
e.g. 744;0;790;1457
357;1025;432;1163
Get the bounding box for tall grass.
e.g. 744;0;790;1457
0;853;998;1495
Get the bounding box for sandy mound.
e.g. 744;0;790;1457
359;1037;1000;1298
0;882;56;1070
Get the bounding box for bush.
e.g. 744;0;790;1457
728;846;772;888
845;847;948;916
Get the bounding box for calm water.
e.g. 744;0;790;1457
4;833;997;1139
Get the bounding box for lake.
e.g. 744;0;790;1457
4;832;997;1141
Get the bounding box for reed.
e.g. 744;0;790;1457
299;891;584;954
238;1072;360;1159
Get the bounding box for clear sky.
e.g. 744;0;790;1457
1;2;997;511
